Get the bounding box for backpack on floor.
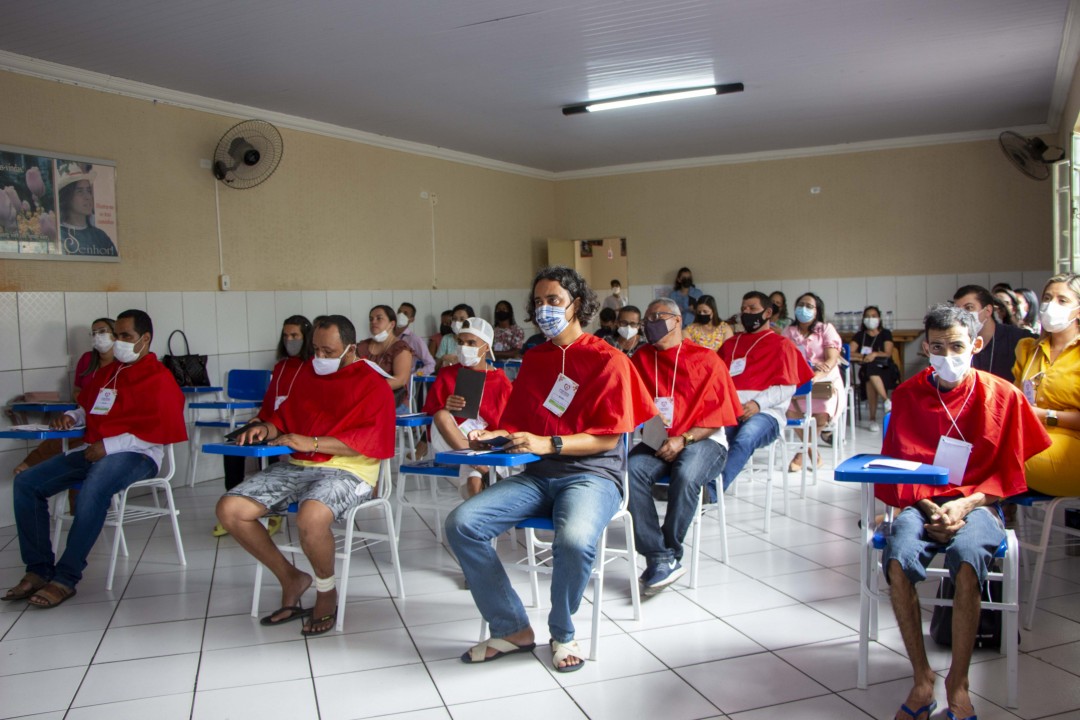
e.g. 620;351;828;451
928;574;1003;650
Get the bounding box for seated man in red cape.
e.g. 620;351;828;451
716;291;814;500
445;266;655;673
217;315;395;637
6;309;186;608
879;304;1049;720
628;298;743;593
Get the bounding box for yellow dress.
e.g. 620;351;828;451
686;322;730;350
1013;336;1080;496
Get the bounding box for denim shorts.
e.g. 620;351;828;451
881;504;1005;587
226;462;372;522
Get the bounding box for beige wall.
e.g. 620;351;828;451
554;142;1051;286
1;70;555;292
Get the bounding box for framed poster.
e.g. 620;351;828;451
0;145;119;262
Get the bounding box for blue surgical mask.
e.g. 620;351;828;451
795;306;816;324
535;304;571;338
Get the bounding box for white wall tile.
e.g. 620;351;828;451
769;279;799;297
896;275;928;324
1022;270;1053;292
836;278;867;315
64;292;108;369
326;290;351;317
145;292;185;359
18;292;67;371
428;290;449;335
956;273;990;291
180;292;219;357
249;350;277;371
461;291;483;320
22;366;69;399
349;291;373;327
925;274;958;308
807;279;838;316
727;282;755;316
106;292;147;318
477;289;497;322
216;353;253;394
215;292;249;355
301;290;327;320
245;291;279;353
0;450;26;526
369;290;394;311
0;294;19;372
699;283;728;317
0;370;27;450
866;276;897;315
274;291;303;323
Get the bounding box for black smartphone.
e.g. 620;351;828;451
224;424;255;442
478;435;511;448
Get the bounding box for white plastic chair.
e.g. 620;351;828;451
51;444;185;591
1010;492;1080;629
658;472;729;588
251;458;404;632
782;380;818;499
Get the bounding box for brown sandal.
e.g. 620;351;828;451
2;572;47;602
28;581;77;609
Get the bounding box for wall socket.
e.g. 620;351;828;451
219;274;230;291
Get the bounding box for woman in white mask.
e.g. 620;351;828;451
850;305;901;433
354;305;414;411
605;305;646;357
1013;273;1080;496
422;318;514;498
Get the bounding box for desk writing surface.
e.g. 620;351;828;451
435;450;540;467
201;442;293;457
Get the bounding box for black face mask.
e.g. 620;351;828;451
695;313;711;325
678;278;692;289
439;323;452;335
741;311;767;333
644;317;672;345
494;311;511;323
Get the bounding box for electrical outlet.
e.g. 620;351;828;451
200;159;212;169
219;274;230;291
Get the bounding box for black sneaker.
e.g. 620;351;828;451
642;560;686;595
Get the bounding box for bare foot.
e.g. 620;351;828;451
896;674;936;720
267;570;312;624
482;627;535;660
303;588;338;634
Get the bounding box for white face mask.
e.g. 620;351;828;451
612;287;621;296
396;313;410;328
451;320;464;335
862;316;880;330
965;308;987;336
928;351;972;383
92;333;115;353
1040;301;1078;333
113;337;144;364
535;304;570;338
372;329;390;343
459;344;484;367
312;345;352;376
617;325;638;340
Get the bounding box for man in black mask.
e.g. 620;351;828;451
715;292;814;501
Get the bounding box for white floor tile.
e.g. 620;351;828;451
0;666;84;717
1031;640;1080;676
95;618;204;663
774;637;913;691
631;618;765;667
196;639;311;691
567;669;720;720
65;693;193;720
759;568;860;603
610;587;714;632
838;675;1015;720
193;678;317;720
721;604;855;651
729;693;873;719
726;548;824;578
315;664;444;720
0;628;102;676
967;653;1080;719
679;578;801;618
109;590;208;627
5;600;117;640
534;633;667;687
448;688;587;720
73;653;199;707
677;651;830;714
308;627;422;677
426;652;558;706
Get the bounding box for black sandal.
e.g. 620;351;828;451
259;605;311;626
301;612;337;637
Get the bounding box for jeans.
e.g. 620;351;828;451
883;505;1006;587
710;413;780;501
15;450;157;588
628;441;727;565
445;471;622;643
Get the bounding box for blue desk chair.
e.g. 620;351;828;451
250;458;404;632
835;453;1019;708
187;369;272;487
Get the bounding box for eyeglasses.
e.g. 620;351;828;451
643;312;676;322
617;320;640;328
90;330;112;337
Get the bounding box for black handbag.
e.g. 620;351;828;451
162;330;210;387
929;575;1004;649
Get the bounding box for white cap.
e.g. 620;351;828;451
458;317;495;349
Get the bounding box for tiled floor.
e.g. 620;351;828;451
2;427;1079;719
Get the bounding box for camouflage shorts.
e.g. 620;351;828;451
225;462;373;522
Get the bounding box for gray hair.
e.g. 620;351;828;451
923;303;977;342
648;297;682;317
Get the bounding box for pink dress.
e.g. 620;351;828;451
782;323;846;419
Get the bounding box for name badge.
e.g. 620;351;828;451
274;395;288;411
860;345;873;357
654;396;675;428
729;357;747;377
90;388;117;415
543;372;579;417
1022;380;1036;405
933;436;973;486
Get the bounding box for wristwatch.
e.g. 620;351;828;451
551;436;564;455
682;431;695;446
1047;410;1059;427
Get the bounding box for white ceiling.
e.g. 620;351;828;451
0;0;1074;173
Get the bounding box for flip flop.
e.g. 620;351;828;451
550;639;585;673
946;710;976;720
301;612;337;637
27;581;76;609
259;605;311;626
897;700;937;720
460;638;537;664
2;572;47;602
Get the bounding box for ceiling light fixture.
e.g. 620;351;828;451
562;82;744;116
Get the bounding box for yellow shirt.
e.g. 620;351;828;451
1012;336;1080;412
290;455;380;486
686;322;730;351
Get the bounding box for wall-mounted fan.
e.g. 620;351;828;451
999;131;1064;181
212;120;283;189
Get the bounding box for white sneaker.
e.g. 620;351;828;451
884;400;893;414
868;422;880;433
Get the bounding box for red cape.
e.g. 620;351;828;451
257;356;305;422
79;353;187;446
499;333;657;436
877;368;1051;507
719;329;814;391
422;364;513;428
267;359;396;461
632;339;742;436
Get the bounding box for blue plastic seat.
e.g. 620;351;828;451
187;369;272;487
